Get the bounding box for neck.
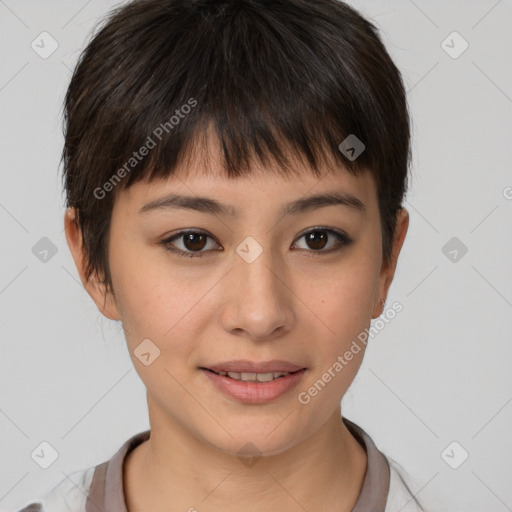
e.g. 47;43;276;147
124;397;367;512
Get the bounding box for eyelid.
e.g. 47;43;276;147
291;226;353;254
160;226;353;257
161;229;221;258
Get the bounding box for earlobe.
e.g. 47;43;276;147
371;298;386;319
63;207;121;321
89;278;121;322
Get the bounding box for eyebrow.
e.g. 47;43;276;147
139;191;366;218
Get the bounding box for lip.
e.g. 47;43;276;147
202;359;306;374
200;367;307;404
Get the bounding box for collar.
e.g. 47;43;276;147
85;417;389;511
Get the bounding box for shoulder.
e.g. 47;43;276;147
16;429;150;512
16;466;95;512
384;457;426;512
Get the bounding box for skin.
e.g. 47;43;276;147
65;139;408;512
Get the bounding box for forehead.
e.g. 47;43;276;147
119;164;377;218
115;133;379;218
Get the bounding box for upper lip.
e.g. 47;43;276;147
202;360;306;374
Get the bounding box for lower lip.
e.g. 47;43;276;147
200;368;307;404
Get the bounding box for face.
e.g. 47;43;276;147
66;142;408;458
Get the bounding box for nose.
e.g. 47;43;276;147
219;245;295;341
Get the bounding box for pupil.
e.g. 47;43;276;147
307;231;327;250
184;233;206;251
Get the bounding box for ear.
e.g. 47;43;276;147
64;207;121;321
371;208;409;319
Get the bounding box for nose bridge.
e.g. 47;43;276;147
222;236;293;338
236;236;286;301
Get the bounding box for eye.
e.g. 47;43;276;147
160;227;353;258
160;230;221;258
292;227;353;255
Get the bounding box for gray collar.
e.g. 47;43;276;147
85;417;389;512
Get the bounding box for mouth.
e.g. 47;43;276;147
199;365;308;404
200;367;303;383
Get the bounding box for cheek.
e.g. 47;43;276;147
107;234;172;342
304;253;380;342
109;238;215;361
296;261;378;407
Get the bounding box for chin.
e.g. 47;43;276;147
198;418;303;459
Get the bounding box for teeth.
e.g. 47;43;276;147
222;371;290;382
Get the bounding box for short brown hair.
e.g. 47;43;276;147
61;0;411;294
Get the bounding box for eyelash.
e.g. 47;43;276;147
159;227;354;258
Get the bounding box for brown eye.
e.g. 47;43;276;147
305;231;328;250
182;232;208;251
292;228;353;254
161;230;220;258
160;227;353;259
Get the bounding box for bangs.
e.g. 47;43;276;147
61;0;410;287
63;0;392;203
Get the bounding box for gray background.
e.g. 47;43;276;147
1;1;511;511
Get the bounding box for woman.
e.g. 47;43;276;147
19;0;425;510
